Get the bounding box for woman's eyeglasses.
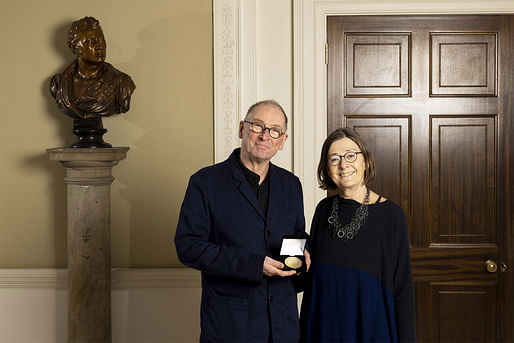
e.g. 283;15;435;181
328;151;363;165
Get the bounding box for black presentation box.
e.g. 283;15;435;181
279;234;307;272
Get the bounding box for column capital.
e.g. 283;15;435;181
47;147;129;186
46;147;129;162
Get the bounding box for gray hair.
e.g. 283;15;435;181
244;99;288;131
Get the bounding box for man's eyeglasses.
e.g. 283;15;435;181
244;120;285;139
328;151;363;165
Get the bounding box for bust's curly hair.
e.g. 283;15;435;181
67;16;102;54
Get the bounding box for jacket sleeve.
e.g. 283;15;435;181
393;209;417;343
174;174;265;283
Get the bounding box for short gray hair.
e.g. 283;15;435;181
244;99;288;131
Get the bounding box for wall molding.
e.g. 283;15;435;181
213;0;241;163
0;268;67;288
0;268;201;289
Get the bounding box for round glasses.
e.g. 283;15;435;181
244;120;285;139
328;151;363;165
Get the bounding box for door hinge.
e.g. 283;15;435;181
325;42;329;65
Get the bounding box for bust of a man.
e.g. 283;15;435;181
50;16;136;120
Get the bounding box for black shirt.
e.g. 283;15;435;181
237;156;270;216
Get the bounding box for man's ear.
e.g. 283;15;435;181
277;133;288;151
238;121;244;139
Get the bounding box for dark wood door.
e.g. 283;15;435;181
327;15;513;342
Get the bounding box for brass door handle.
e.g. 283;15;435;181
500;262;508;273
485;260;498;273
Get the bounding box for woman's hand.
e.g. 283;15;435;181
304;249;311;272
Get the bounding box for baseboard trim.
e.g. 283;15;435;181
0;268;201;289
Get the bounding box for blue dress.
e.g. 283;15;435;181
300;196;416;343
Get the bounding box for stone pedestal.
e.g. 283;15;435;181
47;147;129;343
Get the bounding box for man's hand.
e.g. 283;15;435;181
263;256;297;277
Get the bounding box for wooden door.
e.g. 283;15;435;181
327;15;513;342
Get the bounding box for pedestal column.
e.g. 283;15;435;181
47;147;128;343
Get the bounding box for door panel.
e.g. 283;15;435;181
430;33;497;96
327;15;513;342
430;116;496;245
431;282;497;342
345;33;411;96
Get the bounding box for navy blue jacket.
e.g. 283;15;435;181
174;149;306;343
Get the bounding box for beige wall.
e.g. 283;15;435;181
0;0;213;268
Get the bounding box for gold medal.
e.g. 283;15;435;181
284;256;303;269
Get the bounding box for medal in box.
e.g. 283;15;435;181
279;234;307;272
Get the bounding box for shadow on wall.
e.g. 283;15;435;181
46;19;79;148
23;19;79;270
106;12;213;268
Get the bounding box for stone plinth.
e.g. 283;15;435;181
47;147;128;343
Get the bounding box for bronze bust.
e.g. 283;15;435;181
50;16;135;148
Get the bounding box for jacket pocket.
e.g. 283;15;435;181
201;293;249;343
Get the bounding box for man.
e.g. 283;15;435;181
174;100;310;342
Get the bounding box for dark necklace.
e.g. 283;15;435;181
328;188;370;241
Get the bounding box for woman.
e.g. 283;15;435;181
300;128;416;342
